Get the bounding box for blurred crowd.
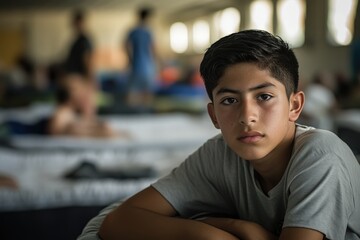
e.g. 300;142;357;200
299;70;360;131
0;9;207;139
0;9;359;138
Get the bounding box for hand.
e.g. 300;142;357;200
238;221;277;240
200;218;277;240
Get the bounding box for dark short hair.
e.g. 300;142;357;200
72;10;85;25
200;30;299;101
138;7;153;21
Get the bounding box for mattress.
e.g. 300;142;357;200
0;113;219;211
9;113;218;150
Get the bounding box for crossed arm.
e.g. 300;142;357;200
99;187;325;240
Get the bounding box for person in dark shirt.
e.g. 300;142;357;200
65;10;93;77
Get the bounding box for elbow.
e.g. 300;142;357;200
98;213;110;240
98;211;121;240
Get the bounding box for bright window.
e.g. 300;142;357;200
170;22;188;53
277;0;306;47
214;7;241;38
193;20;210;53
328;0;358;45
249;0;273;32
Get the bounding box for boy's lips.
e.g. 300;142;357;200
237;131;264;143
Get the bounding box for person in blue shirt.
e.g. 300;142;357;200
125;7;157;107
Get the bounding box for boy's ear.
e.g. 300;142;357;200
289;91;305;122
207;103;220;129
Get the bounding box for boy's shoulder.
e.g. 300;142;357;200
200;134;227;152
291;124;357;170
295;124;346;152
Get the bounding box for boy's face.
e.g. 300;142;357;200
207;62;304;161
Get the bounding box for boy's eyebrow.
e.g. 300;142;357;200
216;82;276;96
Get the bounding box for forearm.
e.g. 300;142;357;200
201;218;277;240
99;205;239;240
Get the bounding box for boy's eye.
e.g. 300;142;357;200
257;94;273;101
221;97;238;105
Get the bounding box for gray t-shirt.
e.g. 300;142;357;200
152;125;360;240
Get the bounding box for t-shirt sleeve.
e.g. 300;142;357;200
283;133;355;240
152;136;234;219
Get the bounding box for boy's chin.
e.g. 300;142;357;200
233;148;270;161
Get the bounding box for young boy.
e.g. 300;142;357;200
98;30;360;240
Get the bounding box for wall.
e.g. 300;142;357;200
0;0;357;81
0;9;171;71
295;0;352;82
167;0;356;83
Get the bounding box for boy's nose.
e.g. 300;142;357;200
238;101;257;125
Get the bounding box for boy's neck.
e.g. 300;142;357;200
251;123;296;194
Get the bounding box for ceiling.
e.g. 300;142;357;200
0;0;239;15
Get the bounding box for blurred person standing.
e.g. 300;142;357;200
301;71;338;131
125;7;157;107
65;10;93;78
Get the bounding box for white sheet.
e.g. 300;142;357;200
0;113;219;211
0;145;189;211
10;113;219;150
